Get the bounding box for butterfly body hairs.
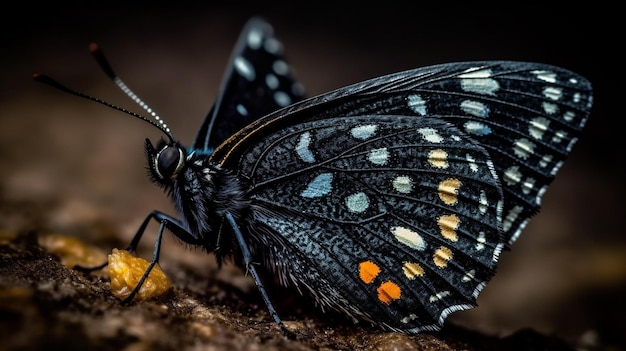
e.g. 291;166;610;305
35;17;593;334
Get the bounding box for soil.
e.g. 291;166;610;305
0;229;576;351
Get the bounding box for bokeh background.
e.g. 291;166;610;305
1;3;622;349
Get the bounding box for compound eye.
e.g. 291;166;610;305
155;146;184;180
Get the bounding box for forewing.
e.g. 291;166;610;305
192;17;305;153
213;61;593;244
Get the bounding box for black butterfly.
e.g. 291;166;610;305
35;17;593;334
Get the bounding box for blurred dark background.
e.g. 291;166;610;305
1;2;622;349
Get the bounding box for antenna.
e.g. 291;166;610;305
89;43;172;136
33;46;175;144
33;73;175;144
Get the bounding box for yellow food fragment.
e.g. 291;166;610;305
38;234;107;272
108;248;171;301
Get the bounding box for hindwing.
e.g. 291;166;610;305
192;17;305;154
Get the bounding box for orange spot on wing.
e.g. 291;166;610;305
359;260;380;284
377;281;401;304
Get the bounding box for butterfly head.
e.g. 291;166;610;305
145;138;187;185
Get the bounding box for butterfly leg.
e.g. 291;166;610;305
74;211;199;302
224;212;293;337
121;217;167;303
74;210;185;272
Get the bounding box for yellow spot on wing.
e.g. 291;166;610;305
428;149;449;168
402;262;424;279
359;260;380;284
377;281;401;304
438;214;460;241
438;178;461;205
433;246;453;268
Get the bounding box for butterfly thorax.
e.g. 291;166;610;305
146;138;250;258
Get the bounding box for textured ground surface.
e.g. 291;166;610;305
1;4;623;351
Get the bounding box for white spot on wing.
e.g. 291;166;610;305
272;60;289;75
392;176;413;194
392;226;426;251
466;154;479;172
274;91;291;107
478;190;488;214
345;192;369;213
503;166;522;185
551;160;565;176
236;104;248;116
247;28;263;49
522;177;536;195
543;86;563;100
368;148;389;165
552;130;568;144
464;121;492;136
460;100;489;117
264;38;282;54
418;128;444;143
458;68;499;95
407;94;427;115
566;137;579;152
563;111;575;122
234;56;255;81
475;232;486;251
462;270;476;282
532;70;557;83
539;154;553;168
458;67;493;78
265;73;279;89
296;132;315;163
536;185;548;205
529;117;550;140
542;102;558;114
573;92;581;103
429;291;450;302
503;205;523;232
513;138;535;159
351;124;378;139
461;78;500;95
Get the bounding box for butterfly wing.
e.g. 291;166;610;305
213;61;593;245
236;115;505;332
191;17;305;154
210;61;592;332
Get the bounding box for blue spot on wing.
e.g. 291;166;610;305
301;172;333;198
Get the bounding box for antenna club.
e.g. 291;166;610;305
33;73;72;93
89;43;100;53
33;73;50;82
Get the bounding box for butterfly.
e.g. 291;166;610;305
35;16;593;334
